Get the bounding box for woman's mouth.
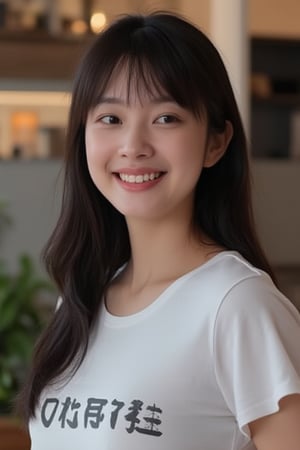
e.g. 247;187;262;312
116;172;164;184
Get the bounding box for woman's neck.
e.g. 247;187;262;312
105;216;224;316
124;216;222;292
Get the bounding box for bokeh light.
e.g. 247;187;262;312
90;12;107;33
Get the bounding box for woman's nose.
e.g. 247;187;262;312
119;127;153;159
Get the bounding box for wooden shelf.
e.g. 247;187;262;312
0;417;30;450
252;94;300;107
0;33;93;80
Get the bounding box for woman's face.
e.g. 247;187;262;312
85;72;228;224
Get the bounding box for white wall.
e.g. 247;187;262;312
0;160;62;273
178;0;300;38
249;0;300;38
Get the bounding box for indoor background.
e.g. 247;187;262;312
0;1;299;448
0;0;299;305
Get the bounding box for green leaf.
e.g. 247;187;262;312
0;298;20;332
0;367;14;390
5;329;36;362
0;242;54;411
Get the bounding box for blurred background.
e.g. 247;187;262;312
0;0;300;297
0;1;299;446
0;0;299;302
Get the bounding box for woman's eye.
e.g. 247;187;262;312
155;115;179;124
99;115;121;124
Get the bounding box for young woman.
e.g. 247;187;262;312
21;12;300;450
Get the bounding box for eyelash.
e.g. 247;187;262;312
155;115;180;124
98;115;121;124
96;114;181;125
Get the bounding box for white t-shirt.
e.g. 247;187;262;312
29;251;300;450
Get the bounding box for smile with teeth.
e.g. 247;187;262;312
118;172;162;184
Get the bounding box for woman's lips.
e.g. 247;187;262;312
113;170;166;191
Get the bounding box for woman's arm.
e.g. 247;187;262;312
249;394;300;450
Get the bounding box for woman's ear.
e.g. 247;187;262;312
203;120;233;168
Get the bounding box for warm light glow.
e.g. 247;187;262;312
11;111;38;131
0;91;70;107
0;91;70;159
71;19;88;35
11;111;39;158
90;12;107;33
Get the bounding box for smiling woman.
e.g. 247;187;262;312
18;11;300;450
85;80;231;220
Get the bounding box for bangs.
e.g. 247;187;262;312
86;20;209;118
103;56;178;105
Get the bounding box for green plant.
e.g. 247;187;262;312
0;203;53;414
0;201;11;246
0;255;53;414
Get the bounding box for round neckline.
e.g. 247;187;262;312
102;250;238;328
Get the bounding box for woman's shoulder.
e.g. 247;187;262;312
210;252;300;325
188;250;267;298
185;250;300;328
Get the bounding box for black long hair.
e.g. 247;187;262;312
19;12;275;420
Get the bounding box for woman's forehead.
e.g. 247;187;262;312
96;61;170;105
88;57;206;118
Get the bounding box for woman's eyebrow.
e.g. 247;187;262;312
150;95;176;104
95;96;125;105
93;95;177;107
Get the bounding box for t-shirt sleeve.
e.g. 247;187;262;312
213;273;300;438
